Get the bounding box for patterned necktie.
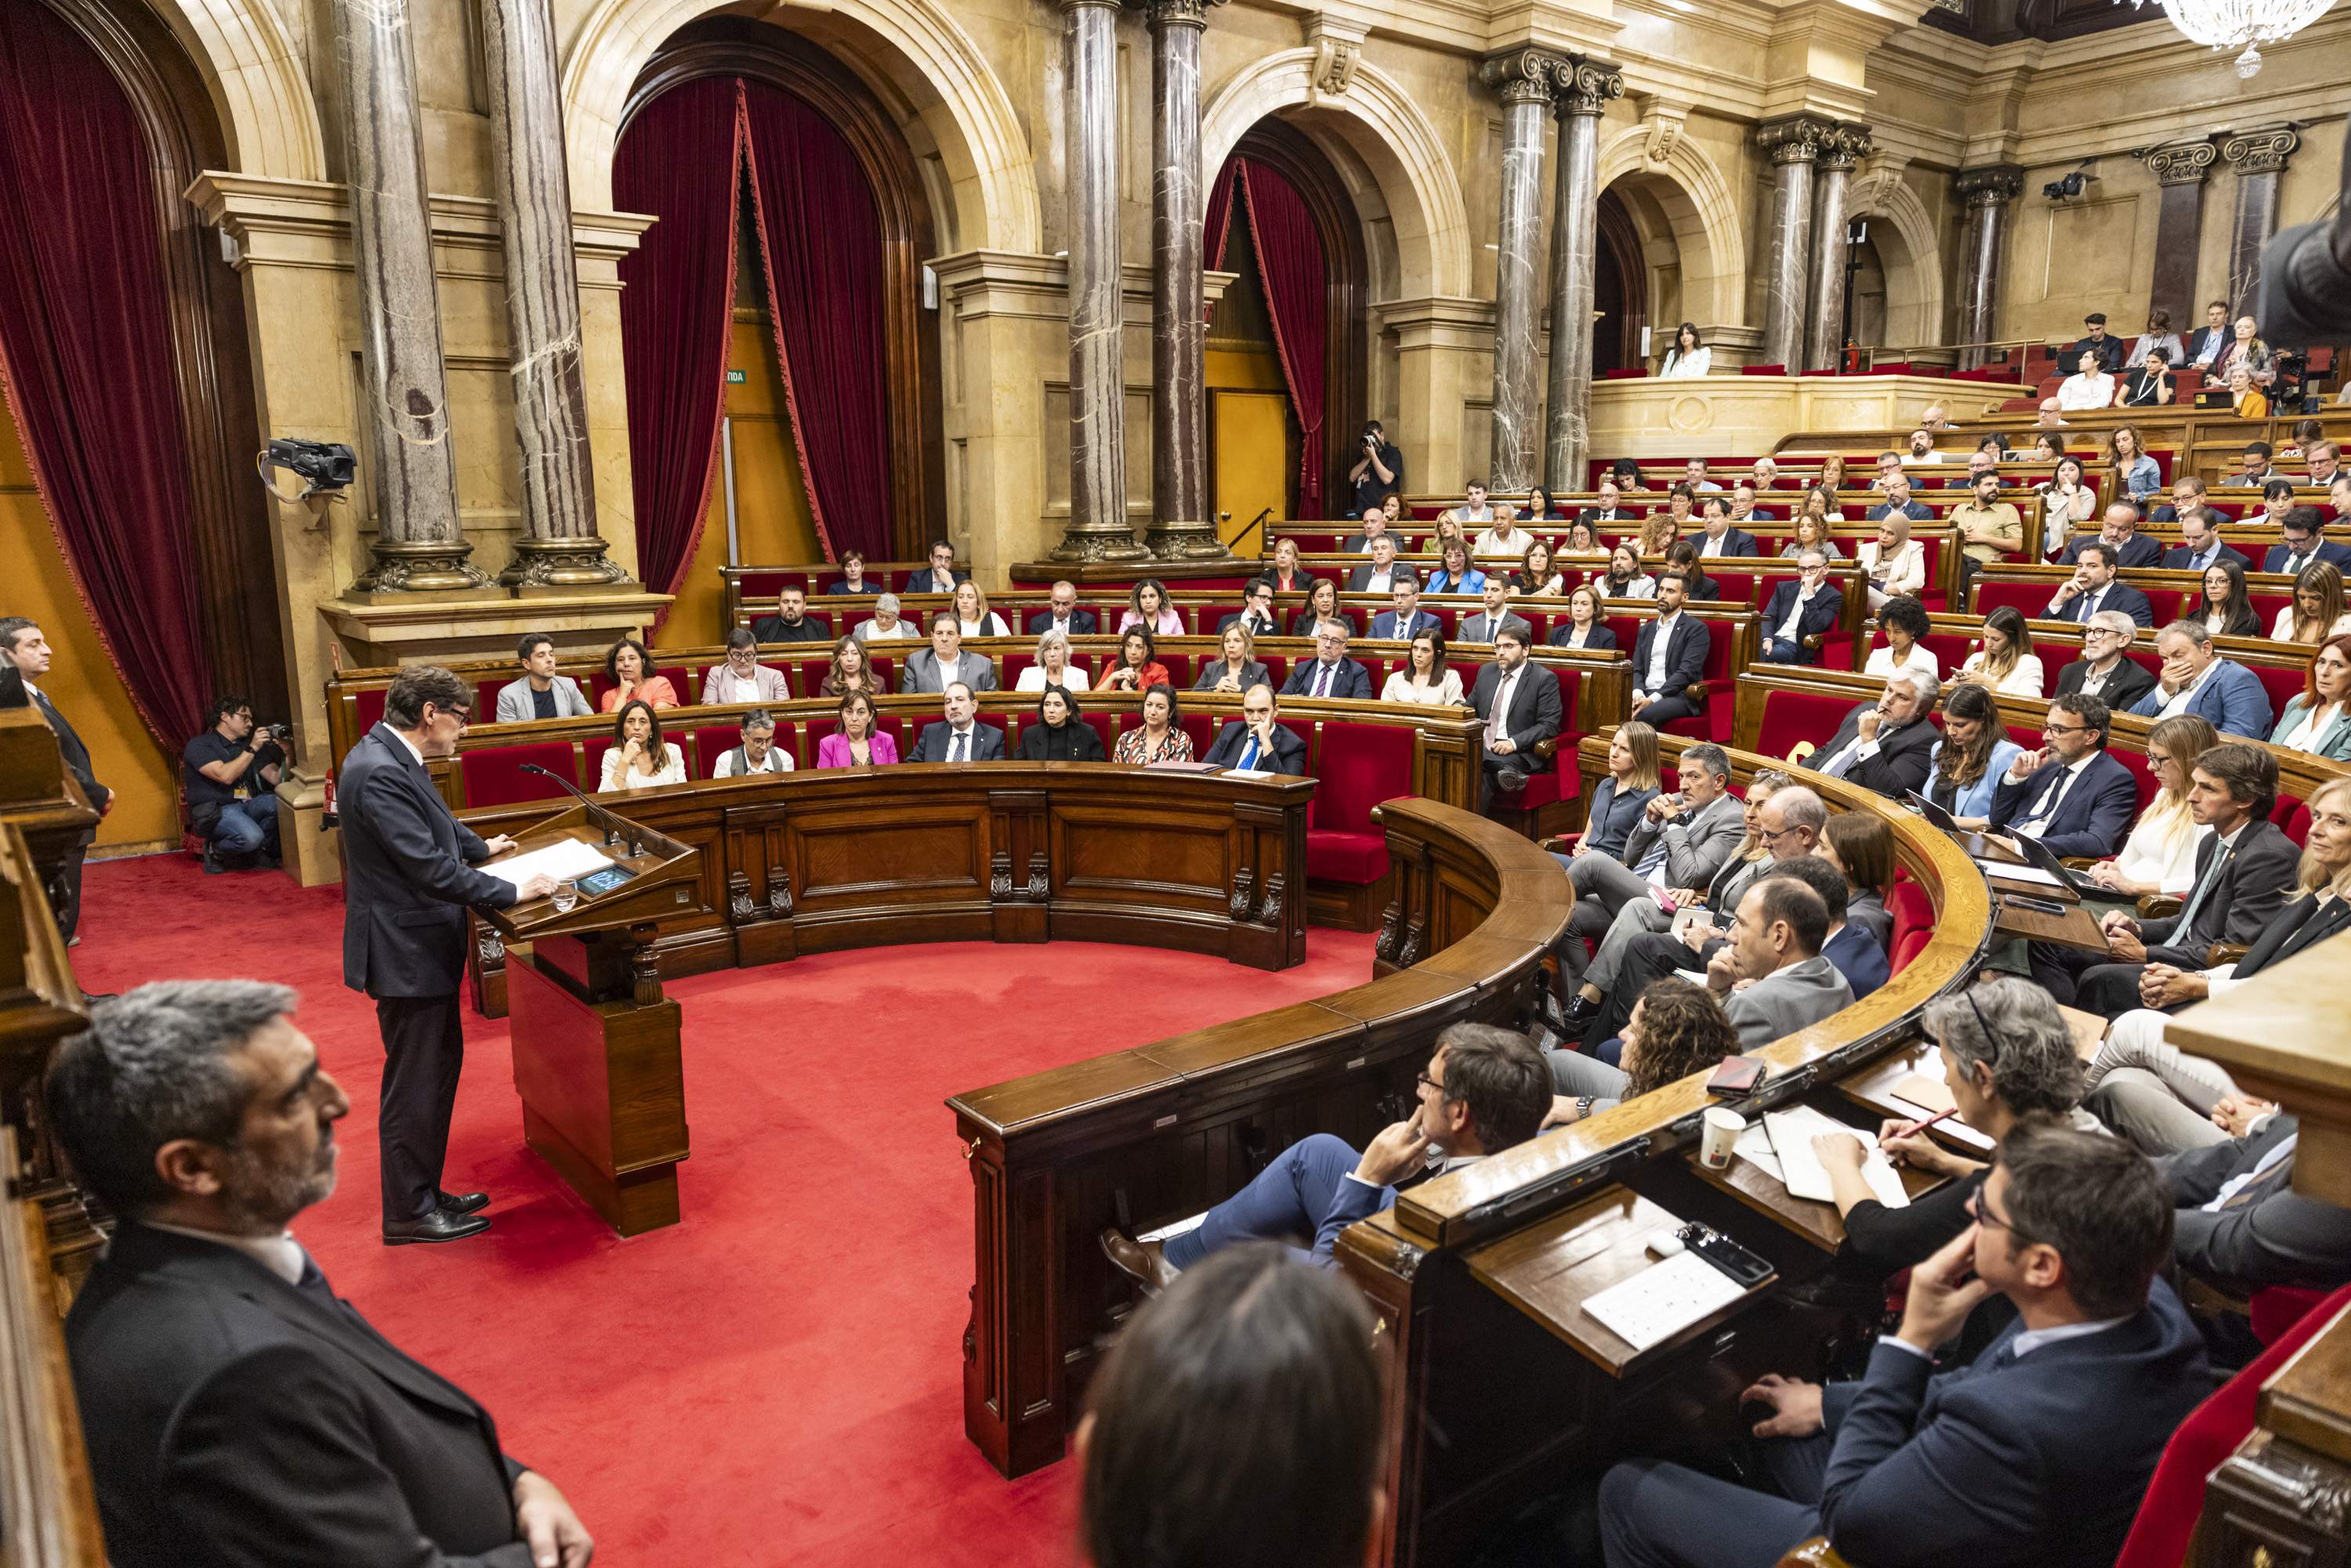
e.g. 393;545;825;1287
951;731;968;763
1314;664;1332;698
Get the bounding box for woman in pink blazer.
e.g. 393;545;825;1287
813;691;900;768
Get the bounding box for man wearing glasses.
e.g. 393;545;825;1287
339;666;556;1245
2052;611;2156;711
1986;693;2137;859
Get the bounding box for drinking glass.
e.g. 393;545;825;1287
552;878;579;914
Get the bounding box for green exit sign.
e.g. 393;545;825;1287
726;368;747;384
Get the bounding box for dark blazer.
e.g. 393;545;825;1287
2045;581;2155;628
1215;610;1282;638
1203;719;1308;774
2056;532;2163;569
2136;819;2298;965
1346;563;1406;592
1694;527;1761;558
1809;705;1939;799
910;721;1008;762
1824;919;1890;1000
2161;541;2253;571
903;567;970;595
1678;570;1722;602
750;614;832;643
2264;540;2351;574
2233;892;2351;981
2185;324;2230;365
1988;750;2139;858
338;723;516;1000
2067;332;2128;374
1630;615;1709;702
1024;609;1100;636
1289;610;1345;638
1546;621;1618;650
823;578;872;595
67;1223;530;1568
2053;656;2158;712
1017;720;1106;762
1865;500;1934;522
27;686;107;809
1192;658;1271;694
1368;608;1444;640
2164;1117;2351;1289
1281;657;1373;701
1469;661;1562;770
1578;777;1659;860
1757;581;1845;661
1576;506;1634;527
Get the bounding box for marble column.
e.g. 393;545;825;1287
1478;49;1558;493
2222;127;2300;312
1951;165;2022;370
333;0;487;594
1051;0;1144;562
1756;118;1824;375
1804;126;1870;371
1142;0;1228;559
481;0;631;592
2145;141;2217;331
1541;57;1621;494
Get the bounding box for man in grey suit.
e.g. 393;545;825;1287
493;633;594;723
2163;1114;2351;1291
909;683;1007;763
1457;578;1530;645
1703;876;1855;1050
900;611;1001;695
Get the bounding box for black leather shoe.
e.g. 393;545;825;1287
436;1190;490;1216
383;1211;491;1245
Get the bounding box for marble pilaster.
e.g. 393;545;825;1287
480;0;632;593
1051;0;1144;562
1756;118;1824;375
1141;0;1228;559
1952;165;2022;370
2145;141;2217;331
1804;126;1869;371
1478;49;1559;493
2221;127;2300;311
331;0;488;594
1542;57;1621;494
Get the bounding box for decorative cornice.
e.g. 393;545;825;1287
2143;139;2219;186
1815;125;1874;171
1953;163;2025;206
2221;125;2300;176
1758;114;1833;166
1556;56;1625;117
1480;47;1568;107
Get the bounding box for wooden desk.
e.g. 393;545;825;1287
1993;890;2108;949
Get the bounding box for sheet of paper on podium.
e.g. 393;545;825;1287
1763;1106;1909;1208
1582;1251;1749;1353
481;838;616;889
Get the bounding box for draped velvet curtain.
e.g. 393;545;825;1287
614;77;743;603
1206;157;1328;519
0;2;211;750
738;80;893;564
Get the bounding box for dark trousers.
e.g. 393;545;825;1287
375;992;466;1223
1593;929;1726;1043
2028;939;2154;1013
53;831;89;943
1636;693;1702;730
1599;1434;1831;1568
1162;1133;1364;1269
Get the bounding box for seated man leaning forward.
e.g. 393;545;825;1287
1099;1024;1549;1284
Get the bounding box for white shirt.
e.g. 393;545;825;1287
858;618;916;640
603;741;685;791
1864;643;1941;683
2114;804;2209;896
143;1219;306;1287
715;745;792;777
1775;585;1824;643
711;669;766;704
1900;448;1951;465
2076;658;2128;697
1659;346;1712;378
2156;658;2221;718
1643;614;1682;693
2015;753;2096;838
1473;526;1531;559
2283;701;2346;754
2273;605;2351;640
388;726;426;767
1364;569;1395;594
1857;540;1926;597
1959;651;2045;698
2056;372;2115;411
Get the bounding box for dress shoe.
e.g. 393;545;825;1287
383;1210;491;1245
1100;1229;1180;1294
1495;768;1528;795
436;1190;491;1216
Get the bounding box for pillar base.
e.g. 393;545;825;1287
351;538;498;598
499;535;638;596
1144;519;1234;561
1047;524;1151;563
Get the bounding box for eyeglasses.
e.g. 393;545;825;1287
2042;721;2090;736
1757;824;1801;845
1966;1186;2032;1244
1415;1071;1448;1099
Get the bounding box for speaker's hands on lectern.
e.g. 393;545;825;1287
482;834;520;856
517;874;558;902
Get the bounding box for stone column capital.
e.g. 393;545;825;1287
1954;163;2024;208
1758;115;1832;166
1136;0;1224;31
1480;48;1567;107
1554;56;1625;118
1814;125;1872;172
2143;139;2218;186
2221;126;2299;176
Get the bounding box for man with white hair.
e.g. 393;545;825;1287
2052;610;2157;710
853;592;917;642
1803;672;1941;799
2057;501;2163;569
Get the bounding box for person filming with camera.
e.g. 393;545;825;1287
1347;420;1405;516
183;695;287;871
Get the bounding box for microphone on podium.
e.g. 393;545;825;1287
520;763;618;846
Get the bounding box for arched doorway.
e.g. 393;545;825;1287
1846;230;1889;353
1592;187;1646;377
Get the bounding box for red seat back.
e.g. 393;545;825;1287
1311;722;1416;832
2278;795;2312;846
2250;661;2304;722
1755;687;1856;762
692;725;743;775
1970;580;2049;621
1081;711;1118;757
2112;743;2158;815
459;742;578;808
355;687;388;737
1179;714;1216;757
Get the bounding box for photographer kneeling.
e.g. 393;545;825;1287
183;696;285;871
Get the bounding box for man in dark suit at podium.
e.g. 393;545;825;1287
0;617;110;943
1203;684;1308;774
339;665;553;1244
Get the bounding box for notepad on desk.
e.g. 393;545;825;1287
1973;857;2061;886
480;838;615;890
1888;1074;1995;1151
1583;1251;1749;1353
1763;1106;1908;1207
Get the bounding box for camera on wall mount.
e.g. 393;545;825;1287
256;438;357;527
2041;161;2097;202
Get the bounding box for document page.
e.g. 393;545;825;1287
1764;1106;1908;1208
480;838;615;890
1584;1251;1748;1353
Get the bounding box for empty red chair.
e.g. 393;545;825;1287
459;742;578;809
355;687;389;736
692;725;743;775
1754;686;1859;764
1306;722;1416;885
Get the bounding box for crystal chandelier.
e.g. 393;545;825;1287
2122;0;2337;76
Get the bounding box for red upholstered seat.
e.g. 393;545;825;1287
355;687;388;736
583;736;614;788
1505;667;1584;813
1259;654;1290;686
1179;714;1216;756
2278;796;2312;846
2249;661;2305;722
691;725;743;775
1888;877;1935;976
475;677;507;715
458;743;578;809
1306;722;1415;884
735;570;799;599
1157;654;1195;687
1969;580;2049;621
2113;744;2158;815
2252;1285;2332;1345
1754;686;1856;763
1081;711;1118;757
1741;364;1787;376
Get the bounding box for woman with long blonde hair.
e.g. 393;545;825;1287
2275;559;2351;643
2085;714;2219;901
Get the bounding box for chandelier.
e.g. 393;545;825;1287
2122;0;2336;75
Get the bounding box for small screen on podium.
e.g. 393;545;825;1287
577;864;639;897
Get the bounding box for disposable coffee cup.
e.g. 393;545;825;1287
1699;1106;1744;1170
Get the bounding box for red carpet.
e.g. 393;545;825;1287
70;854;1378;1566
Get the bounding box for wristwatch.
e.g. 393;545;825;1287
1574;1096;1596;1121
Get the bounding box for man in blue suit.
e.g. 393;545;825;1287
2056;503;2164;569
1864;475;1933;523
1367;575;1442;641
2128;621;2273;738
2264;505;2351;575
1280;620;1373;701
2161;509;2251;571
1988;693;2139;858
1201;684;1308;774
1628;571;1712;730
1469;625;1563;798
1600;1124;2208;1568
1755;551;1845;665
1692;497;1760;558
2041;543;2154;628
1773;857;1889;1001
1097;1026;1548;1282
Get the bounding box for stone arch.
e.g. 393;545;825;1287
150;0;324;179
561;0;1041;255
1846;169;1947;351
1201;53;1472;301
1595;129;1746;331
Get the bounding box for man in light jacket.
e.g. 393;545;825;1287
494;633;594;722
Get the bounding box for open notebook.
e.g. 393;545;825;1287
1761;1105;1908;1208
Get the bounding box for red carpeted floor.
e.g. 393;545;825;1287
71;853;1378;1566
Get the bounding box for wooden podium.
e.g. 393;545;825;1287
480;802;701;1236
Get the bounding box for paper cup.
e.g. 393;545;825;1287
1699;1106;1744;1170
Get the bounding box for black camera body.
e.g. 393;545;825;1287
264;438;357;493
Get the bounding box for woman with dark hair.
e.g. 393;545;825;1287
1781;512;1844;561
1512;541;1564;598
1538;976;1739;1128
1820;812;1896;950
1560;519;1603;556
1112;683;1194;763
1923;683;2024;827
820;635;888;698
1096;628;1172;692
599;699;684;790
1018;685;1106;761
1659;321;1710;378
2038;454;2096;556
1423;539;1487;595
1954;605;2044;697
2271;633;2351;760
1607;457;1643;492
1523;485;1567;522
1120;578;1185;637
2107;425;2160;500
599;636;679;712
1381;629;1462;705
1289;578;1341;637
1547;584;1617;650
2195;558;2262;639
813;690;900;767
1663;541;1718;602
1863;595;1940;683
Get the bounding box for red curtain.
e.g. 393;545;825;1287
1237;162;1328;520
1204;158;1240;321
614;76;743;603
739;80;892;563
0;2;210;750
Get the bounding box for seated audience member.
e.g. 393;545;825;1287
2259;478;2298;538
1459;578;1531;644
2163;506;2248;572
1865;475;1932;524
183;697;285;867
824;550;871;595
1769;853;1888;1001
1078;1244;1385;1568
1946;469;2024;585
1871;451;1906;492
2056;501;2163;569
1217;577;1282;638
2108;425;2161;502
1602;542;1658;600
1194;623;1270;695
902;611;1001;694
1627;571;1709;729
2277;560;2351;644
2229;437;2277;484
1339;507;1389;555
2034;395;2069;428
1424;539;1487;596
1578;477;1633;526
2080;714;2218;901
600;699;685;790
1017;628;1087;693
599;636;678;711
2218;315;2277;387
1369;574;1440;641
1553;722;1662;867
2119;346;2176;407
2227;362;2269;419
1282;620;1372;701
1096;628;1172;693
2036;454;2099;556
1473;505;1537;563
1752;455;1785;490
1346;535;1404;594
1118;579;1184;637
2036;742;2297;1012
2266;503;2351;575
853;592;917;642
53;983;596;1568
2149;473;2209;523
820;641;884;699
1922;683;2026;828
1954;606;2045;697
2070;313;2129;374
752;585;831;643
1864;595;1941;683
1470;624;1561;798
495;632;593;721
2127;621;2273;737
1438;481;1493;530
910;682;1006;763
1204;683;1308;774
2164;1113;2351;1293
2305;437;2344;485
1265;538;1315;595
1608;455;1646;491
2043;543;2155;628
2196;558;2263;639
1665;541;1721;602
1756;550;1843;666
1730;480;1775;526
713;708;793;776
1382;629;1463;706
813;690;899;768
1660;324;1712;380
1513;540;1567;597
2273;635;2351;759
2186;299;2231;369
2054;610;2157;709
1599;1123;2207;1568
1526;487;1570;524
1112;684;1193;764
1682;456;1722;493
1697;875;1855;1050
1016;685;1106;762
2332;473;2351;531
1541;976;1740;1128
1025;579;1098;637
1783;513;1842;563
702;627;792;704
1854;517;1926;610
2055;349;2117;411
1820;810;1894;950
1548;584;1617;650
2127;310;2183;368
1804;671;1940;800
1100;1025;1549;1286
1643;497;1689;556
907;539;969;596
1290;578;1344;638
1989;693;2139;857
1693;496;1760;558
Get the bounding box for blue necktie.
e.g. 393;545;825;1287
1238;736;1260;770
